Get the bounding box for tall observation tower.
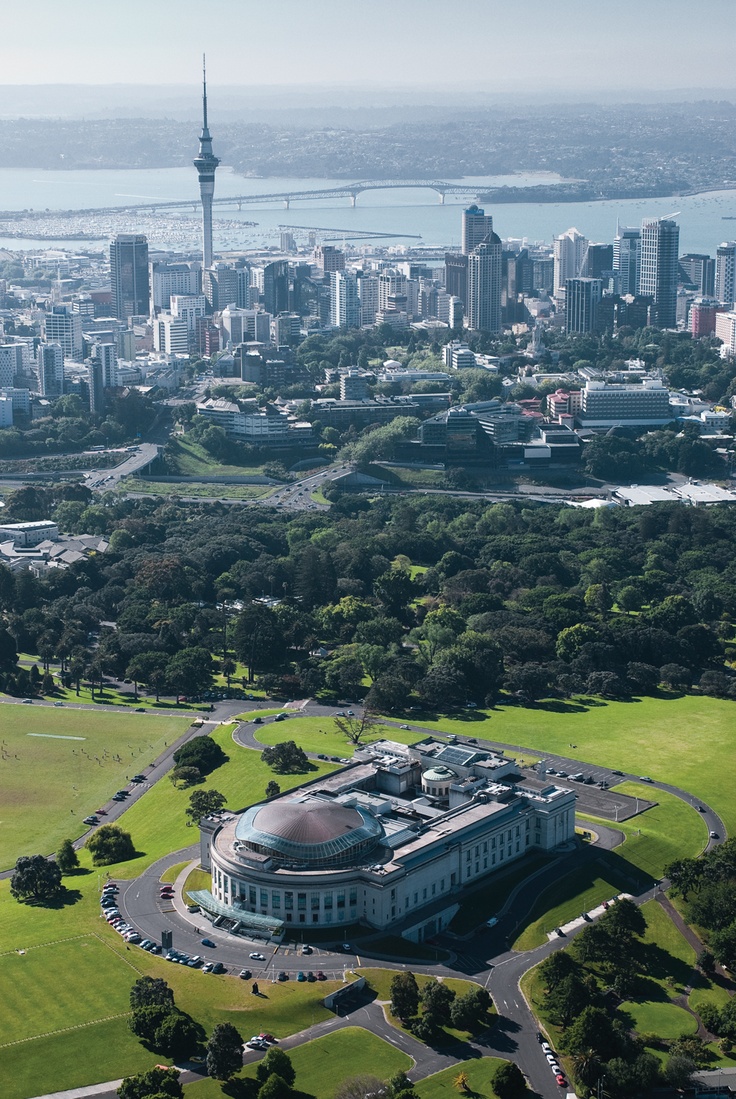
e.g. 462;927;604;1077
193;56;220;270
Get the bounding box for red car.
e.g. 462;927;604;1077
555;1075;568;1088
258;1032;277;1043
316;970;326;980
96;808;108;815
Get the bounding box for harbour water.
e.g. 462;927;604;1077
0;166;733;256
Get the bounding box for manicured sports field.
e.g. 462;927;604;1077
255;714;423;757
0;703;190;869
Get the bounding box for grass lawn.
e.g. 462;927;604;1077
689;980;734;1014
184;866;212;894
513;789;705;950
415;1058;506;1099
185;1028;413;1099
256;715;424;758
161;860;190;884
619;1000;697;1039
411;694;736;833
0;703;190;870
119;478;271;500
167;437;272;478
0;935;135;1044
580;784;707;880
87;724;337;878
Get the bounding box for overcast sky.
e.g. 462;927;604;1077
3;0;734;92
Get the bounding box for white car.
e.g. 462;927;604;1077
249;951;266;961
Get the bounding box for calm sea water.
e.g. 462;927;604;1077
0;166;734;255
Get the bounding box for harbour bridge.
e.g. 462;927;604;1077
1;179;489;221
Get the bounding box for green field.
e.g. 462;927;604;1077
167;436;272;478
0;703;191;869
255;715;424;757
78;724;338;878
411;694;736;833
120;478;272;500
512;789;706;950
415;1059;506;1099
620;1000;697;1039
185;1028;413;1099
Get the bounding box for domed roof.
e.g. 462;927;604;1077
235;796;384;866
254;800;364;845
423;765;457;782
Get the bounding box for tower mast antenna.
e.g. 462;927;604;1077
193;54;220;271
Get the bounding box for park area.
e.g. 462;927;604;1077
0;703;191;869
406;692;736;832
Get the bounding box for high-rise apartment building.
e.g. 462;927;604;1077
37;343;65;397
263;261;290;316
585;244;614;280
613;226;641;296
680;254;715;298
357;274;379;327
330;270;360;329
193;58;220;269
462;205;494;255
314;246;345;273
639;217;680;328
565;278;603;334
43;305;83;362
444;253;468;305
715;242;736;308
553;228;588;298
466;236;502;333
149;261;201;315
110;234;149;320
0;344;25;388
689;298;719;338
203;263;238;313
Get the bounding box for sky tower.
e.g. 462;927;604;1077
193;56;219;270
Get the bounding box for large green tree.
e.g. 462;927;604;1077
10;855;62;902
206;1022;244;1081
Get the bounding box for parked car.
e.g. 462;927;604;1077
83;816;99;825
240;968;252;980
259;1032;277;1043
277;971;288;981
301;945;313;955
201;938;216;948
556;1075;568;1087
212;962;226;974
486;916;498;928
249;951;265;960
316;970;326;980
297;971;305;981
131;774;146;783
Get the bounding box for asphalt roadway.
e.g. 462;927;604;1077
22;697;727;1099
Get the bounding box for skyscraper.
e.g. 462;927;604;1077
37;343;65;397
466;236;502;333
110;234;149;321
462;205;494;255
565;278;603;334
715;242;736;308
553;228;588;298
43;305;83;361
330;270;360;329
193;56;220;270
613;225;641;296
639;217;680;328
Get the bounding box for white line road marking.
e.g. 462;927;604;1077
27;733;87;740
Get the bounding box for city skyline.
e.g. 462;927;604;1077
2;0;736;94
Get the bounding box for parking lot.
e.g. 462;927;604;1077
520;764;656;822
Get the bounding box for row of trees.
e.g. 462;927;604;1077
390;971;493;1042
666;838;736;976
10;825;136;904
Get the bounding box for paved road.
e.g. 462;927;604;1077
20;696;727;1099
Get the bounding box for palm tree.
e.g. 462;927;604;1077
572;1049;602;1090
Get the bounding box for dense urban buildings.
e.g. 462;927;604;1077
639;216;680;328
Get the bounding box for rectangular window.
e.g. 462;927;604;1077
284;891;293;910
311;893;320;911
525;835;530;847
286;912;292;922
491;837;496;849
272;892;281;909
516;825;520;837
260;889;268;907
297;892;306;910
249;886;256;906
312;913;319;923
337;891;345;909
431;883;436;895
414;892;418;904
349;888;358;906
423;888;427;899
324;892;333;909
299;913;305;923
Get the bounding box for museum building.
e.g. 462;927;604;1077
197;739;576;942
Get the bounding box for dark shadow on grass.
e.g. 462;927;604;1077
63;866;92;877
27;885;83;909
530;699;590;715
626;974;670;1004
638;940;695;988
223;1078;260;1099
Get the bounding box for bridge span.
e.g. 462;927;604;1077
0;179;488;221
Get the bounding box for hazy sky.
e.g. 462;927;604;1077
3;0;735;91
